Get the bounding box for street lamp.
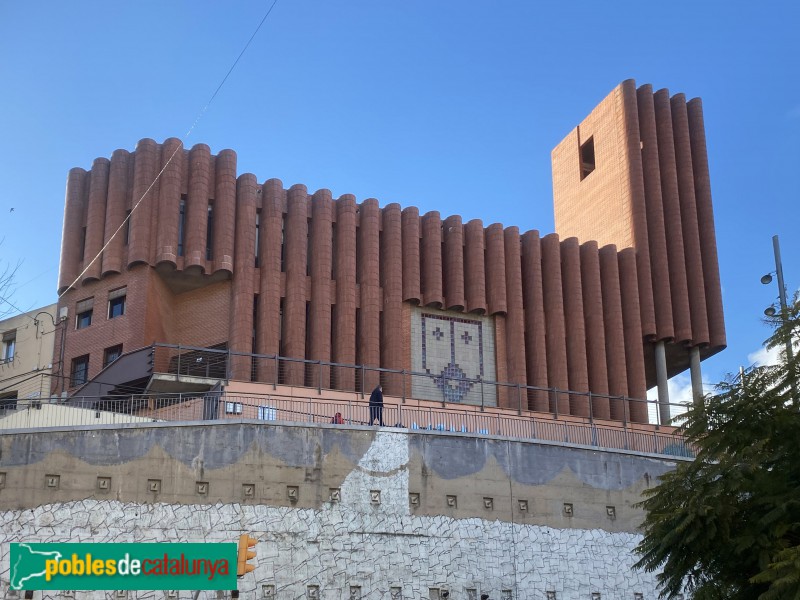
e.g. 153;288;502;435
761;235;793;360
761;234;796;401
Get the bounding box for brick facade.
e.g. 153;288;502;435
54;80;726;422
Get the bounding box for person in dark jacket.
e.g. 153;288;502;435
369;385;384;426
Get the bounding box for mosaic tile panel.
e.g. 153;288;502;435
411;307;497;406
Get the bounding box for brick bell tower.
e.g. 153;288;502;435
551;79;725;415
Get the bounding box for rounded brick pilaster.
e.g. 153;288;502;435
485;223;507;315
309;189;333;388
282;184;309;385
464;219;487;314
256;179;285;383
333;194;358;390
561;237;589;416
58;168;88;294
421;211;443;308
521;230;548;411
580;241;610;419
82;157;110;283
599;245;629;420
619;248;648;423
358;198;381;391
154;138;183;267
128;138;161;267
541;233;569;415
102;149;130;276
213;149;237;275
688;97;726;349
381;203;404;396
672;94;709;347
184;144;212;271
637;84;673;342
401;207;420;304
443;215;465;311
654;89;692;344
230;173;258;380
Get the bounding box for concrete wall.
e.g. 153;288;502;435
0;422;682;599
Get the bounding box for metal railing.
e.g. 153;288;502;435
0;391;695;458
152;343;690;428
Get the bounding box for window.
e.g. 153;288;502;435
0;391;18;413
178;196;186;257
225;402;243;415
75;297;94;329
124;209;132;245
580;136;595;180
71;355;90;387
108;287;126;319
1;330;16;363
254;210;261;267
103;344;123;367
206;202;215;260
258;405;276;420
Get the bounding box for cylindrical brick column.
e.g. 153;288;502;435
282;184;309;385
485;223;507;315
102;150;130;276
503;227;527;411
381;203;404;396
621;80;656;340
401;207;421;304
256;179;284;383
561;237;589;416
58;168;88;294
521;230;548;412
619;248;648;423
464;219;487;314
637;84;673;341
184;144;212;271
358;199;381;392
672;94;709;346
687;97;726;349
654;89;692;344
541;234;569;415
421;211;443;308
213;149;237;275
333;195;358;390
308;189;333;389
580;241;610;419
229;173;258;380
599;245;629;420
82;157;110;283
127;138;160;267
443;215;465;311
154;138;182;267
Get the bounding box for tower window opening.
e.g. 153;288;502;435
580;136;595;180
178;197;186;257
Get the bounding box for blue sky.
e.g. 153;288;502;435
1;1;798;396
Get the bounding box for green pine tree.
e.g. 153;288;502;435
635;298;800;600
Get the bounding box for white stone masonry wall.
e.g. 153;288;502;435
0;432;662;599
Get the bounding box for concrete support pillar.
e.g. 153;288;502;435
655;340;670;424
689;345;703;405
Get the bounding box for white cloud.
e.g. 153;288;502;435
646;372;711;425
748;344;781;367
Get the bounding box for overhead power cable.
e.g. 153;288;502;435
58;0;280;299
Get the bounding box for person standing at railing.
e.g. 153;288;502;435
369;385;384;426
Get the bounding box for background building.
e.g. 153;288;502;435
0;303;59;409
